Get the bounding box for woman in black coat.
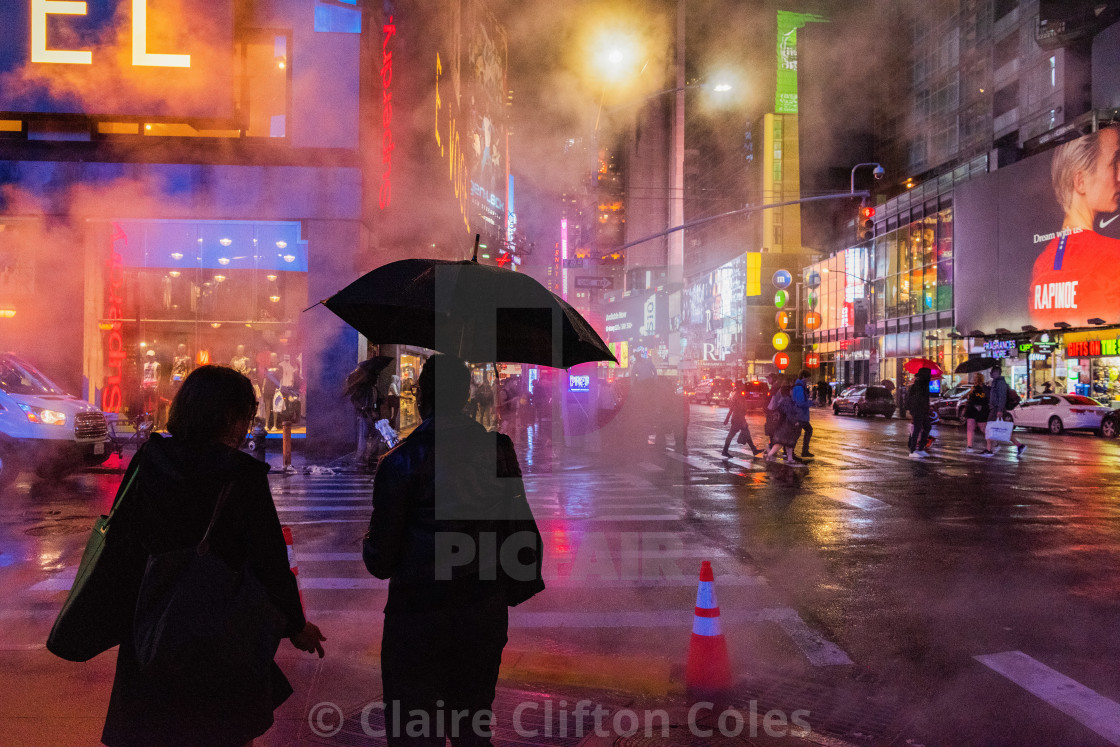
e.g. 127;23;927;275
103;366;325;747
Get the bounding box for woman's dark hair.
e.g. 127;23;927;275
167;365;257;443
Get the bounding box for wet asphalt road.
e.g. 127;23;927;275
2;406;1119;746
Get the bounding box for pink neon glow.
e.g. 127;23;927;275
561;218;569;299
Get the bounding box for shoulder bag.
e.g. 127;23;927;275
133;483;286;681
46;461;146;662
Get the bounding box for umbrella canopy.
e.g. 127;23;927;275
323;258;616;369
343;355;395;405
954;357;1000;374
903;358;942;377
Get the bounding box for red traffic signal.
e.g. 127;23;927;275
857;202;875;241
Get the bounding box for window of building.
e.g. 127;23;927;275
908;138;928;171
960;100;990;146
993;81;1019;117
994;32;1019;71
993;0;1018;22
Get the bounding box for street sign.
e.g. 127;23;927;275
575;276;614;289
563;258;586;268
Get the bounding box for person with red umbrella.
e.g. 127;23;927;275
907;367;935;458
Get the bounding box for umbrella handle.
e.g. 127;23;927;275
471;234;480;262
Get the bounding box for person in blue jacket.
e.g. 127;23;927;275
790;370;814;458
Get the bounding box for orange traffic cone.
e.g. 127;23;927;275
685;561;733;697
282;525;305;611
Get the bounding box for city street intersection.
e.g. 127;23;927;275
2;405;1119;745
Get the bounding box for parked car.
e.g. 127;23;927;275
934;384;974;421
0;353;111;488
1010;393;1113;435
690;377;734;405
832;385;895;418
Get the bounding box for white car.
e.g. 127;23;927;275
1010;393;1113;435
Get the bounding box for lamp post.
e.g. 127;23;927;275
850;162;885;194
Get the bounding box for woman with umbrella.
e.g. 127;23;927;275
906;367;935;458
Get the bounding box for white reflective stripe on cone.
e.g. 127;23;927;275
695;581;718;609
693;616;722;636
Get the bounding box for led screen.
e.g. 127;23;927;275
955;126;1120;333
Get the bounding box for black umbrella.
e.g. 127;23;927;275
954;357;1000;374
343;355;395;406
322;257;616;369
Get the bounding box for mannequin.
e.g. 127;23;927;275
277;353;301;425
230;344;252;376
171;344;192;390
141;349;160;421
262;352;281;429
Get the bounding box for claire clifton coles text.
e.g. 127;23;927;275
308;699;813;740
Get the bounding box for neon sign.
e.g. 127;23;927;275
379;16;395;210
31;0;191;67
1067;338;1120;357
434;52;471;233
102;223;127;414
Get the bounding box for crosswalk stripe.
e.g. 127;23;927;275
821;488;890;511
975;651;1120;745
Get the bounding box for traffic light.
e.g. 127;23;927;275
857;201;875;242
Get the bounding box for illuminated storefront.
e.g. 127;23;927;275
84;219;309;432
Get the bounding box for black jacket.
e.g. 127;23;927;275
103;434;304;747
906;375;932;418
364;412;544;614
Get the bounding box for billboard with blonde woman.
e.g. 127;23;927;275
956;126;1120;332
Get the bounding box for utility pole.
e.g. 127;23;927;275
667;0;686;375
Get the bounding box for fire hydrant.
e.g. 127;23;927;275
248;420;268;461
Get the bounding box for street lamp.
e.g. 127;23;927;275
850;162;885;194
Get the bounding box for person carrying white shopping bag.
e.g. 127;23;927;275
983;366;1026;458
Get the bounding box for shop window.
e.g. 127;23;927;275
897;271;910;317
937;207;953;261
886;229;900;279
924;265;937;311
937;260;953;311
899;227;912;274
90;219;308;434
910;268;924;315
922;214;937;266
909;221;925;269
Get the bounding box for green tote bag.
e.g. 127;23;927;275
46;456;146;662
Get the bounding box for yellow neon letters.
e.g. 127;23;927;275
132;0;189;67
30;0;190;67
31;0;92;65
